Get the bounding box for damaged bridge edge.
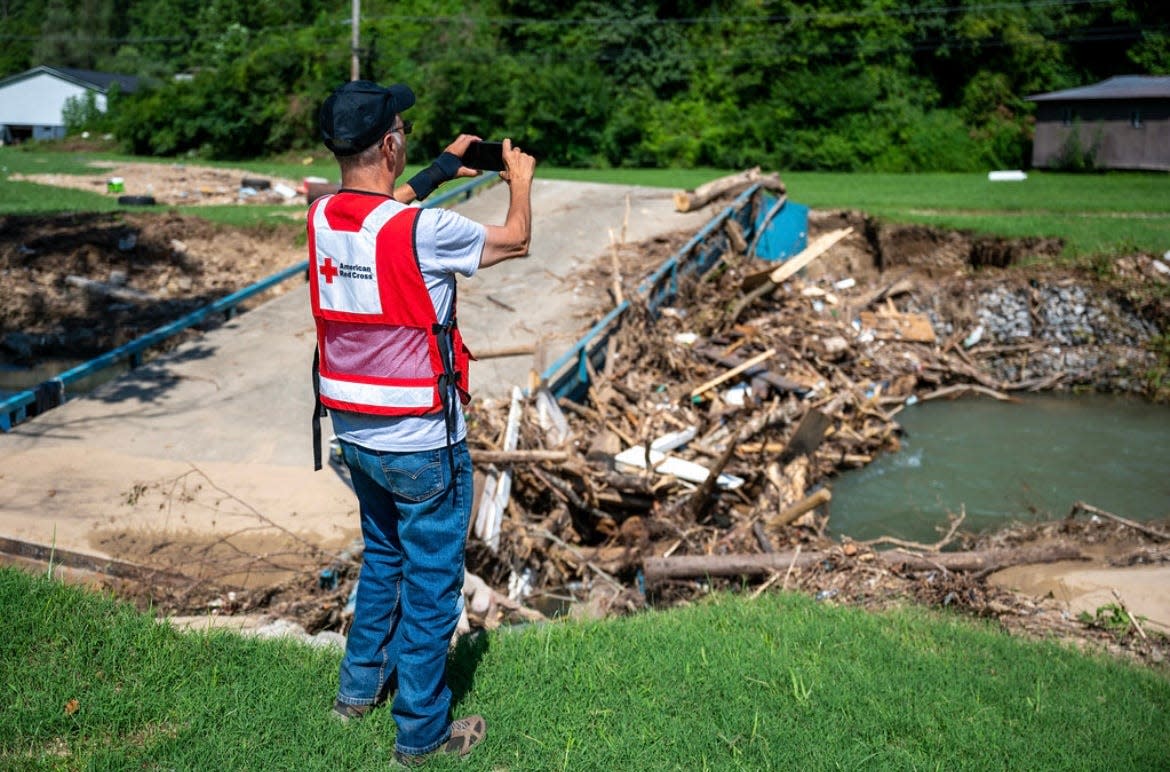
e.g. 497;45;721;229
0;173;499;432
539;183;765;403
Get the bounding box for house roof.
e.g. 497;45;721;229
1027;75;1170;102
0;65;139;94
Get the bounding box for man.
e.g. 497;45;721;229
308;78;534;766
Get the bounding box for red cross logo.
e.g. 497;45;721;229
319;257;339;284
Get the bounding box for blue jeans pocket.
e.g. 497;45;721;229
381;452;445;503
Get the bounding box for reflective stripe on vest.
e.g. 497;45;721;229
317;373;435;410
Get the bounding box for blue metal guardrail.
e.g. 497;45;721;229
539;184;765;402
0;173;499;432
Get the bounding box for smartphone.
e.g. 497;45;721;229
462;141;506;172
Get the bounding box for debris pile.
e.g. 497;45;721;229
455;204;1168;645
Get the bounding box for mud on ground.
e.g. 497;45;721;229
1;210;304;364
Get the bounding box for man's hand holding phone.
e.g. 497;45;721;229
498;139;535;187
451;137;534;185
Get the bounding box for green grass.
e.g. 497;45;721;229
2;566;1167;770
4;145;1169;256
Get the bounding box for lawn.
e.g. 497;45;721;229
2;567;1166;770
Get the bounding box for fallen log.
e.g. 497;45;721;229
642;544;1086;586
673;167;785;213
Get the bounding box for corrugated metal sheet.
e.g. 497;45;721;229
1027;75;1170;102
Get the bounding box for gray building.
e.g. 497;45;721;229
0;65;139;143
1026;76;1170;171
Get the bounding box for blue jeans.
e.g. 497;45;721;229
335;439;472;755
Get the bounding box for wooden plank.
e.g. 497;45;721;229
858;310;936;343
690;348;776;398
763;227;854;286
694;345;806;394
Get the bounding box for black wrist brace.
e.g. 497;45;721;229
407;152;462;200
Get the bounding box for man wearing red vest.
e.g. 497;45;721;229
309;79;534;766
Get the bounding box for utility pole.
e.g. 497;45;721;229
350;0;360;81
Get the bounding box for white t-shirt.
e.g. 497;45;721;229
330;203;486;451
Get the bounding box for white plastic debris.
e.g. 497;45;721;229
963;324;985;348
535;386;569;447
614;445;745;490
673;331;699;346
988;170;1027;181
650;426;697;453
722;383;750;407
834;277;856;290
508;567;534;601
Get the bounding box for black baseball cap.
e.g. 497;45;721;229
319;80;416;156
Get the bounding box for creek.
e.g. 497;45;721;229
828;393;1170;544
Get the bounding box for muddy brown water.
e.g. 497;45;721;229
828;392;1170;543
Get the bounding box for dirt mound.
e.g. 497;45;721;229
1;211;304;363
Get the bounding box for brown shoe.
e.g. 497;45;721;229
392;715;487;767
330;699;374;722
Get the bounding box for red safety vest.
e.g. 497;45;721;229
307;192;471;417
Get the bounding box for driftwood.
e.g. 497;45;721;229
766;488;832;531
643;544;1087;586
673;167;785;213
474;343;537;359
690;348;776;398
1068;500;1170;542
694;345;806;394
920;384;1015;403
731;227;854;322
724;218;748;254
471;449;569;464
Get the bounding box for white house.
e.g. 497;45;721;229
0;65;139;143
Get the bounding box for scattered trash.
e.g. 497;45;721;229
722;383;751;407
988;170;1027;181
